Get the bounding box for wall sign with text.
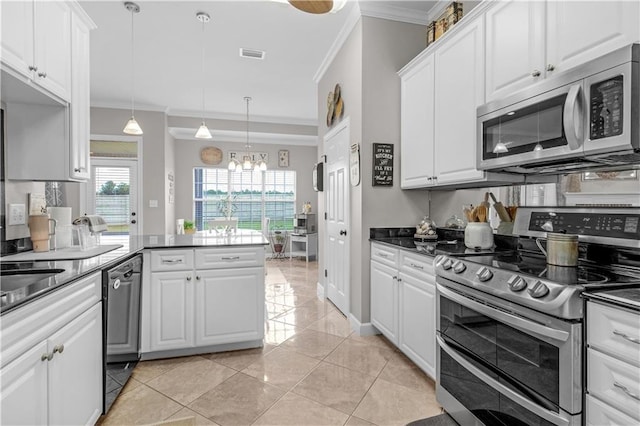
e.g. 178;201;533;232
372;143;394;186
350;143;360;186
228;152;269;164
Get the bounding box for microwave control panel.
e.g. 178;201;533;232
529;212;640;240
590;75;623;140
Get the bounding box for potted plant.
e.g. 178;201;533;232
273;230;286;253
183;220;196;235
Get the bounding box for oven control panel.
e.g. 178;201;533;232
528;212;640;240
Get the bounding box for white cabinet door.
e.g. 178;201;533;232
398;271;436;379
0;341;48;426
69;12;91;181
48;303;102;426
485;1;546;101
150;271;194;351
33;0;71;101
547;1;640;74
370;261;398;345
195;267;265;347
434;18;485;185
400;52;435;189
0;0;34;77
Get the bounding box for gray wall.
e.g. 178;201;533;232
173;139;318;232
318;17;430;324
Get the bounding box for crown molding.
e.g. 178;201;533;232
358;2;430;25
168;127;318;147
90;101;170;114
168;108;318;127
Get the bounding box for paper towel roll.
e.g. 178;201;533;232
47;207;72;225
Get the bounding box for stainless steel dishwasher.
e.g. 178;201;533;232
103;254;142;413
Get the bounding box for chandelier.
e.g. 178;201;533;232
228;97;267;172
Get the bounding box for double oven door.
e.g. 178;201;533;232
436;279;582;426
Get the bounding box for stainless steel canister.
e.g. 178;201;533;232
535;233;579;267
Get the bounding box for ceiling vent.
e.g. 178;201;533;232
239;48;266;60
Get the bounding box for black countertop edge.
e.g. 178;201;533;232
583;287;640;313
0;231;269;316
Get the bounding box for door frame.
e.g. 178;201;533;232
80;134;143;234
322;116;350;316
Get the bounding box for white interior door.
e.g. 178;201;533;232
86;159;139;235
324;118;350;316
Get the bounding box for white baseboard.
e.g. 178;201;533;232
348;314;379;336
316;282;325;300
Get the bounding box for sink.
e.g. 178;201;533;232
1;269;65;293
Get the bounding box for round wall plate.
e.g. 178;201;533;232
200;146;223;165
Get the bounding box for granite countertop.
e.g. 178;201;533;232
0;230;268;315
584;286;640;312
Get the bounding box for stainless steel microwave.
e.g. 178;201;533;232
477;44;639;174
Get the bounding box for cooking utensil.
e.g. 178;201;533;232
535;233;578;267
476;205;487;223
489;192;511;222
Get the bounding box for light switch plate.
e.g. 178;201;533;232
9;204;26;225
149;199;158;208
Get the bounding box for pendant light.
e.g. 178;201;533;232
195;12;213;139
228;97;267;172
123;2;143;135
287;0;347;14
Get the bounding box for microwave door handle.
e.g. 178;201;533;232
563;84;584;150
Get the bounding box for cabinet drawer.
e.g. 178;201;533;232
400;251;435;280
371;243;399;268
151;249;194;272
0;272;101;368
586;394;639;426
290;235;306;243
195;247;264;269
587;301;640;367
587;349;640;420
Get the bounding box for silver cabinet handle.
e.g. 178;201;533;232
41;353;50;362
410;263;423;270
613;382;640;401
221;256;240;260
377;253;388;258
546;64;555;72
427;177;433;181
186;276;192;281
29;65;38;72
74;167;86;172
37;71;47;78
613;330;640;344
531;69;541;77
392;276;397;280
162;259;183;264
53;344;64;354
196;276;201;281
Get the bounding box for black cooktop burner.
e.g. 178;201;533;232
462;252;640;286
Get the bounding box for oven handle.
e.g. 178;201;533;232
438;284;570;343
437;335;571;426
562;83;584;151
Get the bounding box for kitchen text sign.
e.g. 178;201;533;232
228;152;269;163
372;143;394;186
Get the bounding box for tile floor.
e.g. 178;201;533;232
98;259;442;426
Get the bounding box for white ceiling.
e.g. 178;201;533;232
80;0;439;127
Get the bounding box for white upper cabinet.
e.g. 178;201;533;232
547;1;640;74
433;17;485;185
485;0;640;102
400;53;435;189
70;10;92;180
1;0;71;101
485;1;545;101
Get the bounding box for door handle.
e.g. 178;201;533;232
131;220;137;224
339;230;347;236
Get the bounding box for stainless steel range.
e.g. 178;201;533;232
434;207;640;426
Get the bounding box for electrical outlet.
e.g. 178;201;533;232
9;204;26;225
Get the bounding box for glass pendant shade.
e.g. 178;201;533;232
195;122;212;139
493;142;508;154
242;157;252;170
534;143;544;152
123;116;143;135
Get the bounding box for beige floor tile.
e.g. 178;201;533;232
274;302;334;329
265;302;294;320
378;351;436;394
348;333;398;351
325;338;394;376
267;291;316;308
353;378;441;426
165;407;220;426
264;319;303;345
121;377;143;395
100;385;182;425
307;310;353;337
253;392;349;426
188;373;284;426
292;362;376;415
132;356;194;383
280;329;345;359
242;346;320;390
345;416;377;426
146;357;236;405
205;344;276;371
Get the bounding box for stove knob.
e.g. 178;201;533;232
528;281;550;298
452;261;466;274
476;267;494;282
507;275;527;292
442;258;453;270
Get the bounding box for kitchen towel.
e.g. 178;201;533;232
73;215;109;233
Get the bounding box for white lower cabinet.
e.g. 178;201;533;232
143;247;265;355
370;243;436;378
0;272;102;425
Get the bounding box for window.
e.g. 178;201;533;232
194;168;296;231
